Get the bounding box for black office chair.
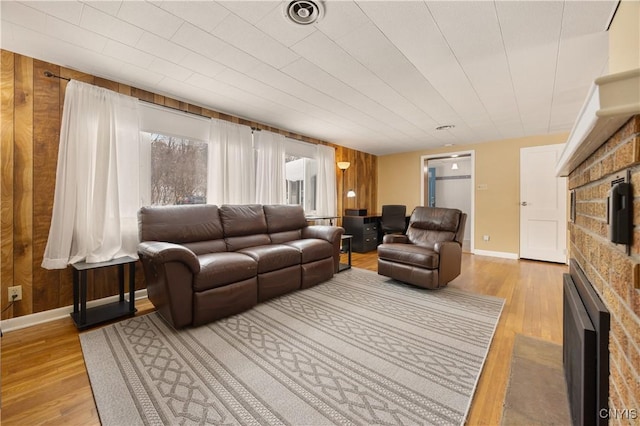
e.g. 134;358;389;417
380;205;407;234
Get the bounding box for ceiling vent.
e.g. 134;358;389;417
284;0;324;25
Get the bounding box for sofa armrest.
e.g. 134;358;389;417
383;234;409;244
434;241;463;286
301;225;344;244
302;225;345;273
138;241;200;273
137;241;200;328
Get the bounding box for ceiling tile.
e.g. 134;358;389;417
180;52;228;78
102;40;155;69
427;2;502;61
316;1;370;40
218;1;280;25
561;0;618;38
496;1;564;50
215;66;376;137
45;15;108;52
509;46;557;134
281;57;422;140
136;32;190;64
334;23;445;127
80;5;144;45
211;14;299;69
157;1;230;33
0;20;49;59
254;5;316;47
555;32;608;92
214;44;262;74
84;1;121;16
291;30;430;133
148;57;192;81
171;23;228;59
1;2;47;32
117;1;183;38
358;2;475;129
26;0;83;24
119;62;164;87
245;63;402;138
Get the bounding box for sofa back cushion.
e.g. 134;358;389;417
220;204;270;251
406;207;462;249
264;204;308;243
138;205;224;250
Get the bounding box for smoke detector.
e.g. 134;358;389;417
284;0;324;25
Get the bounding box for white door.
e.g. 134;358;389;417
520;144;567;263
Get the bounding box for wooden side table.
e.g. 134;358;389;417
71;256;137;330
339;235;352;272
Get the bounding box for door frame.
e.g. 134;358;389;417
420;150;475;254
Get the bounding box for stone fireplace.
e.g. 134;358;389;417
557;68;639;424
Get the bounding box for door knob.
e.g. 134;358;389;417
521;201;528;206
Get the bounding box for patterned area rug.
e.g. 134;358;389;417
80;268;504;426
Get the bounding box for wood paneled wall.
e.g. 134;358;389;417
0;50;377;319
335;145;377;218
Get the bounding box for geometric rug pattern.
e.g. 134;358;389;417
81;268;504;425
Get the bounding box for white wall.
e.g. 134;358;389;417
428;157;472;242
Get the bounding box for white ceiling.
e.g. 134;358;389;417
1;0;617;155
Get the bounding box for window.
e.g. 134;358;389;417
137;103;335;215
142;132;208;206
285;154;317;212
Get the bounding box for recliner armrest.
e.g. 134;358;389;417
383;234;408;244
138;241;200;273
434;240;457;253
434;241;463;286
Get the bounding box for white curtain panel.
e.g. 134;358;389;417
315;144;337;216
207;119;255;205
42;81;141;269
255;131;286;204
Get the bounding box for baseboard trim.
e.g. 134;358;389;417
473;249;519;260
0;289;148;333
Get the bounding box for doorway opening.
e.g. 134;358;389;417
421;150;474;253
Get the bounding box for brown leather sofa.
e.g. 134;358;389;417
137;204;344;328
377;207;466;289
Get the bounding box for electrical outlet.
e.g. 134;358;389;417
8;285;22;301
483;235;490;242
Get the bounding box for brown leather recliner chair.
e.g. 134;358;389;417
377;207;467;289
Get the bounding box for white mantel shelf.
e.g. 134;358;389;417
556;68;640;177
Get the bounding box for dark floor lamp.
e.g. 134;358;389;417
337;161;356;215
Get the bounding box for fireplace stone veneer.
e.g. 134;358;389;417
566;114;640;422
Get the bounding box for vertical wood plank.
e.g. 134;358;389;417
13;54;34;316
32;59;61;313
1;50;15;319
59;68;93;84
163;97;179;109
94;77;119;92
118;83;131;96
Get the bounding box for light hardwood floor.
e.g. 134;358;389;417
0;252;567;425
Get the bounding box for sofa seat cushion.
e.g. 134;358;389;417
377;243;439;269
285;239;333;264
194;252;257;291
239;244;300;273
